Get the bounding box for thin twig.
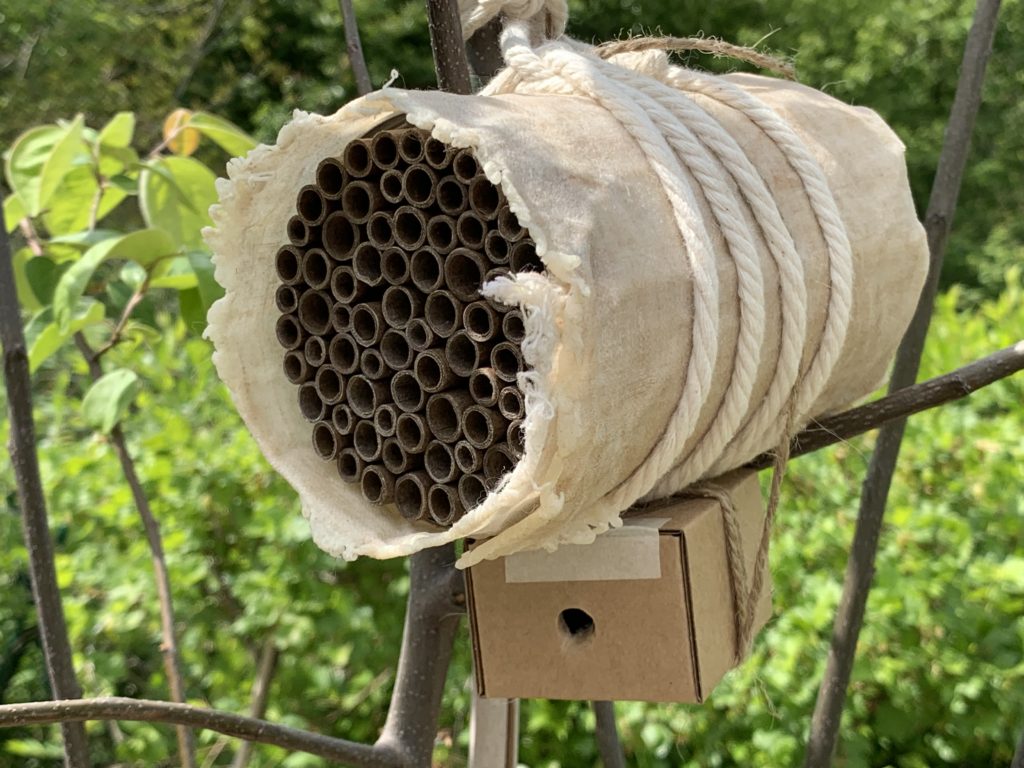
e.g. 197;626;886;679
803;2;1002;765
425;0;473;93
174;0;228;101
0;190;91;766
592;701;626;768
230;639;280;768
0;697;400;767
340;0;373;95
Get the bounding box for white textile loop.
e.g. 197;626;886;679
458;0;568;40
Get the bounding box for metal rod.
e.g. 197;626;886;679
456;211;486;250
425;391;473;443
353;419;384;462
410;246;446;293
323;212;360;260
468;367;499;407
347;375;390;419
445;330;489;377
462;405;506;449
360;465;396;504
444;248;488;301
336;448;366;483
415;350;457;394
427;483;464;526
425;440;458;484
381;329;415;371
396;412;431;453
395;471;431;520
392;369;427;413
328;333;361;375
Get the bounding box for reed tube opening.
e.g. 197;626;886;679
395;471;430;520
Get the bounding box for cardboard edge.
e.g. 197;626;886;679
464;563;488;697
677;531;706;702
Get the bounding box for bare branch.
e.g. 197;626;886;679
0;190;90;766
426;0;473;94
465;18;504;83
340;0;373;95
0;697;399;767
230;639;280;768
174;0;229;102
592;701;626;768
804;2;1003;765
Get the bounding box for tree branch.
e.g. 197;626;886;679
0;190;91;766
465;18;504;83
229;639;280;768
426;0;473;93
592;701;626;768
804;2;1003;765
339;0;373;95
1012;726;1024;768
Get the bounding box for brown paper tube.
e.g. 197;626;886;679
332;403;355;435
275;314;305;350
436;177;468;216
341;180;382;224
444;248;488;302
275;284;300;314
468;176;502;220
425;214;457;254
497;205;525;242
507;419;526;455
367;211;395;249
445;330;488;377
315;365;345;405
330;265;363;303
415;350;456;394
393;206;427;250
427;484;464;526
347;375;389;419
303;335;328;367
396;412;430;453
331;303;353;333
283;350;311;384
410;247;445;293
510;239;544;273
336;448;365;483
301;247;332;290
316;157;347;199
402;165;438;208
359;348;391;380
351;243;383;287
498;385;525;421
391;369;426;413
455;211;486;250
298;382;326;422
458;473;488;510
502;309;526;343
423;291;463;339
395;471;430;520
424;440;458;484
454;440;484;474
463;404;507;449
382;285;423;330
381;247;411;286
398;129;427;164
370;131;400;170
312;421;340;461
343;139;373;178
353;419;383;462
297;289;332;335
452;149;479;184
275;245;304;285
406;318;435;352
381;169;405;205
381;438;416;475
297;184;328;226
423;137;451;169
351;301;385;346
468;367;500;407
374;403;398;438
463;301;499;342
483;442;516;482
381;329;414;371
492;342;524;382
287;215;312;246
484;230;510;265
328;333;360;375
323;211;360;260
425;390;473;443
360;465;396;505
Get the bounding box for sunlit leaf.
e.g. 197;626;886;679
97;112;136;148
82;368;141;433
27;299;106;372
3;192;25;233
42;165;127;236
163;108;200;156
139;156;216;250
24;256;63;305
11;247;40;311
5;116;86;216
149;255;200;291
188;112;257;156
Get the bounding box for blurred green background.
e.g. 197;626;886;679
1;0;1022;765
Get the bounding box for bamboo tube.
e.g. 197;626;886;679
427;484;464;526
425;391;474;443
507;419;525;455
483;442;516;483
275;315;306;350
396;412;430;453
323;211;360;260
298;382;326;422
437;177;468;216
498;385;525;421
398;129;427;164
483;268;513;305
374;403;398;438
332;403;355;436
491;342;524;382
329;265;364;303
455;211;486;250
275;284;300;314
367;211;395;249
468;367;500;407
328;333;360;375
381;247;411;286
337;448;365;483
497;205;525;242
414;350;456;394
452;149;479;184
391;369;426;413
286;215;312;246
405;318;435;352
303;335;328;367
312;421;340;461
353;419;383;462
484;230;510;265
360;465;396;505
282;350;311;384
351;301;385;346
343;138;373;178
381;329;414;371
502;310;526;343
410;247;445;293
301;247;332;290
316;157;347;199
331;303;353;333
347;375;390;418
341;180;382;224
463;405;507;449
458;473;488;511
382;285;423;330
468;176;502;220
424;441;458;484
463;301;499;343
423;136;451;169
314;365;345;405
510;239;544;273
393;206;428;250
381;169;405;205
454;440;483;474
359;348;391;380
424;291;464;339
402;165;438;208
445;248;487;302
426;214;458;254
297;290;332;335
275;245;304;285
381;438;416;475
297;184;328;226
445;330;489;377
370;131;401;170
394;470;430;521
352;243;384;287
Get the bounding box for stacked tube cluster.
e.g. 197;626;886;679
273;125;542;527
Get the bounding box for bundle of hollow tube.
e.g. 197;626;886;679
206;35;928;566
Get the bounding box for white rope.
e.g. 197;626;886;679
458;0;568;40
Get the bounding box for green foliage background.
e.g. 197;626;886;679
0;0;1022;766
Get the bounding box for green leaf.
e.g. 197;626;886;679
149;255;200;291
139;156;216;250
97;112;135;148
11;247;40;311
49;229;123;250
187;250;224;308
5;116;86;216
27;299;105;372
3;192;25;233
82;368;140;433
42;165;127;236
178;287;207;333
188;112;257;156
25;257;63;305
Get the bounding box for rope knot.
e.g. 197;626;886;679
458;0;568;41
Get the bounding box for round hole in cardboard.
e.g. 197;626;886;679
558;607;595;643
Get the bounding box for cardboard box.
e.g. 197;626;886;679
466;470;771;702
